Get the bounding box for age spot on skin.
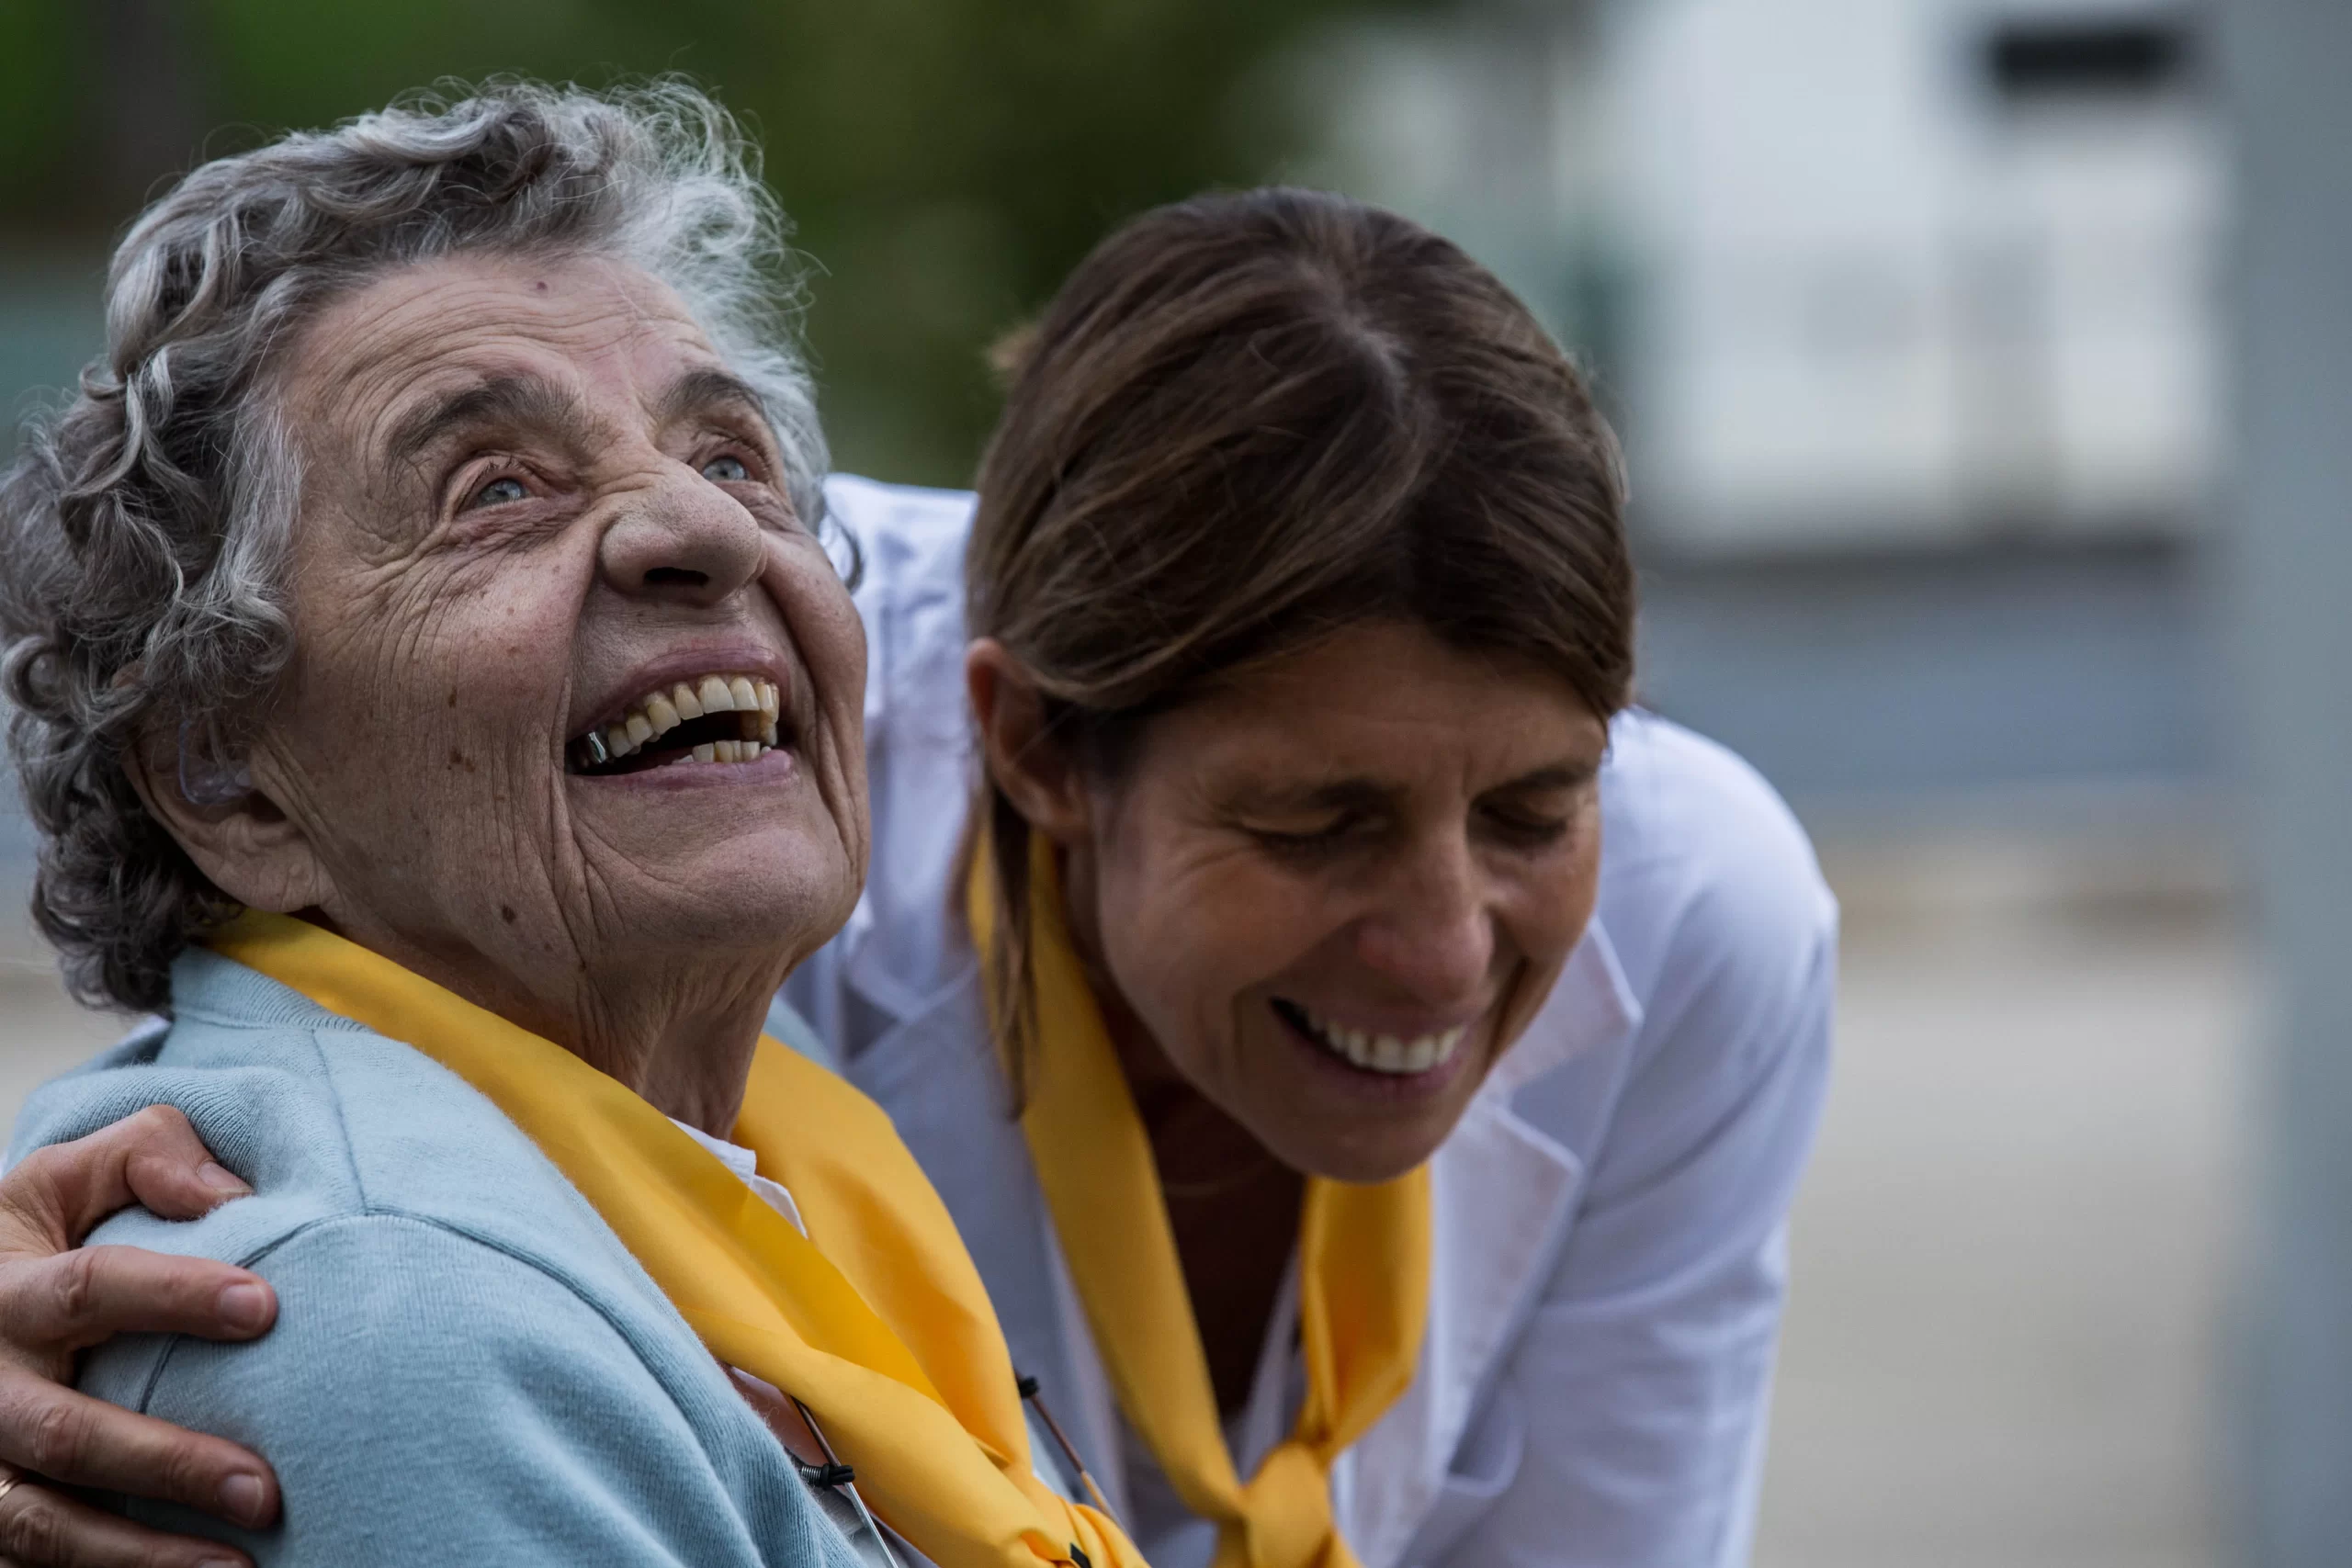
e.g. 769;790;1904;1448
501;905;517;924
449;749;475;773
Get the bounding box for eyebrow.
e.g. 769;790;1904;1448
1493;762;1602;794
655;367;772;429
382;362;779;472
385;373;591;466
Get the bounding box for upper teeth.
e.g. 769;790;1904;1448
1293;1004;1468;1076
575;673;780;769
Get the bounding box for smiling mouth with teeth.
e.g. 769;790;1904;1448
1270;998;1469;1077
568;673;783;776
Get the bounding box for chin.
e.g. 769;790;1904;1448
1239;1007;1494;1181
1262;1116;1453;1185
625;828;857;962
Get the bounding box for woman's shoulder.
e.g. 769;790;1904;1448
825;473;974;647
1594;708;1837;986
824;472;975;559
790;477;981;1035
17;950;839;1562
824;472;975;712
85;1202;837;1563
13;950;627;1278
8;950;700;1376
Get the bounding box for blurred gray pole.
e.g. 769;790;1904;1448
2226;0;2352;1562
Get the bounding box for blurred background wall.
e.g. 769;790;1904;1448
0;1;2291;1564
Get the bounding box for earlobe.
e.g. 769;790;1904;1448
121;722;336;915
964;638;1091;841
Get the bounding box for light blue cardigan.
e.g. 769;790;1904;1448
8;947;865;1567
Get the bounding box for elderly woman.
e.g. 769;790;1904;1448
0;84;1135;1568
2;162;1832;1568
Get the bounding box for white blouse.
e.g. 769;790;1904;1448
786;474;1838;1568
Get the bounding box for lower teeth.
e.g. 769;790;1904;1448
673;741;765;766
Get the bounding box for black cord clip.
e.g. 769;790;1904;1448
795;1458;858;1491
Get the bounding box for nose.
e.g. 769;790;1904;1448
596;467;763;606
1351;832;1496;1007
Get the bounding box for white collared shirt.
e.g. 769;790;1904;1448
670;1116;809;1235
784;475;1838;1568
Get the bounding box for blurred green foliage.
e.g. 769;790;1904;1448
0;0;1427;483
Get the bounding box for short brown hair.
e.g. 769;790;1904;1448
965;186;1634;1084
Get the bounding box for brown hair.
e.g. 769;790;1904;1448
964;186;1635;1088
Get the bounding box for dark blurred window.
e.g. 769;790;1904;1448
1985;16;2196;101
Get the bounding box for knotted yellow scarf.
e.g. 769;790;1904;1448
209;911;1140;1568
967;839;1430;1568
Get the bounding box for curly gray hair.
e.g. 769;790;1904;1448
0;79;831;1012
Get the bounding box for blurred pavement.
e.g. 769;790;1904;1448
1756;830;2244;1568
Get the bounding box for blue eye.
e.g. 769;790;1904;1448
469;476;529;508
702;455;751;483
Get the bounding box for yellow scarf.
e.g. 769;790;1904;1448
967;839;1430;1568
209;911;1140;1568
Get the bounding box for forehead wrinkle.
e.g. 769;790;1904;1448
289;259;696;471
381;372;602;468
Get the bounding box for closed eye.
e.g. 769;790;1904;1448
1476;802;1576;849
1249;813;1376;859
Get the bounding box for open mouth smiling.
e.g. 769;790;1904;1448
567;672;786;777
1270;997;1470;1077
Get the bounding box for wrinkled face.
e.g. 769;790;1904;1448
238;252;866;1043
1071;621;1607;1182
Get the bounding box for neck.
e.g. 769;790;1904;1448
571;976;777;1135
305;905;784;1135
1103;987;1306;1414
1078;910;1306;1416
1098;988;1282;1189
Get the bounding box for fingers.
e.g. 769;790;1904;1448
0;1111;276;1568
0;1375;276;1533
0;1250;272;1359
0;1470;254;1568
0;1111;248;1252
118;1109;248;1227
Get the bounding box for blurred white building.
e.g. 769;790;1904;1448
1307;0;2221;554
